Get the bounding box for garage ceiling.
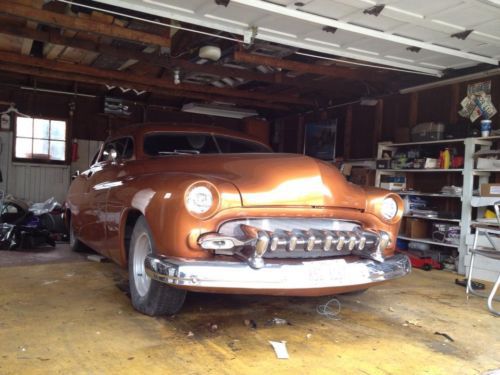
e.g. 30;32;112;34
0;0;498;119
95;0;500;76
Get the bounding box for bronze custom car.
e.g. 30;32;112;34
66;123;410;316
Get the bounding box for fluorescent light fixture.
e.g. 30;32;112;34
182;103;258;119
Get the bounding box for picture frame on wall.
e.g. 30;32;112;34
303;119;337;161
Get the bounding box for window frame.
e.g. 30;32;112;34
142;131;272;156
96;136;135;165
13;115;69;165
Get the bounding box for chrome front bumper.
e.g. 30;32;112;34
144;254;411;292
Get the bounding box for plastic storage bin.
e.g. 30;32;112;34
411;122;445;142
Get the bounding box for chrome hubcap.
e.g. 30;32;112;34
133;233;152;297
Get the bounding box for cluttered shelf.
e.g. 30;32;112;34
379;168;463;172
403;214;460;223
381;135;500;148
397;236;459;248
397;191;461;198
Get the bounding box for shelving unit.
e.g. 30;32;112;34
376;136;500;277
397;236;459;248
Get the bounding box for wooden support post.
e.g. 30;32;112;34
344;105;353;159
409;92;419;127
373;99;384;156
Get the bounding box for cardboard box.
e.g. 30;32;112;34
350;168;375;186
381;182;406;191
405;218;428;238
480;183;500;197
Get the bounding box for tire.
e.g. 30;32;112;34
69;218;83;252
128;216;186;316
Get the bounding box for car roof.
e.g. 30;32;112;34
110;122;269;147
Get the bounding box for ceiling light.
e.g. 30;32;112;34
199;45;222;61
182;103;258;119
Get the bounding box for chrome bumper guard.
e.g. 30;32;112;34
197;220;390;269
144;254;411;291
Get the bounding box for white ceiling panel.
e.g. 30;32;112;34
432;3;500;28
385;0;466;17
301;0;359;19
93;0;500;77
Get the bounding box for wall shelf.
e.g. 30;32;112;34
397;236;459;248
379;169;462;173
397;192;461;198
377;136;500;277
403;214;460;223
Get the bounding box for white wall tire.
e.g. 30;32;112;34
128;216;186;316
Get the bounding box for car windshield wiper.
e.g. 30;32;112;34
157;149;201;155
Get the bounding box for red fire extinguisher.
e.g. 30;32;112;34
71;138;79;162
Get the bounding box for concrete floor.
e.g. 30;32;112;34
0;245;498;374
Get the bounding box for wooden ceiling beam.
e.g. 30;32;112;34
0;25;340;92
0;2;170;47
234;50;384;82
0;51;313;106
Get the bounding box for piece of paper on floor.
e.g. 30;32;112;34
269;340;289;359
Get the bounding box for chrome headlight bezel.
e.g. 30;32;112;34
184;181;219;218
380;196;398;221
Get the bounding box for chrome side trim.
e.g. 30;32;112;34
144;254;411;291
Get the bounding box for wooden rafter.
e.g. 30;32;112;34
0;51;313;106
0;62;290;111
0;24;344;93
234;51;385;82
0;2;170;47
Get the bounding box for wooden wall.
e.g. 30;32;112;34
276;73;500;159
0;87;253;142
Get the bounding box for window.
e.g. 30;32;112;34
144;133;219;156
143;132;271;156
215;136;271;153
15;117;67;162
98;138;134;163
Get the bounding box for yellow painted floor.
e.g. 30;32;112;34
0;254;499;374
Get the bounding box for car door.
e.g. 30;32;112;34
103;137;135;264
80;138;129;256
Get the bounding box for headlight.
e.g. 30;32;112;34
381;197;398;220
185;185;214;214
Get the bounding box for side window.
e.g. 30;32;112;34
98;138;133;163
123;138;134;159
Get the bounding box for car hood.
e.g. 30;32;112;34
144;153;367;209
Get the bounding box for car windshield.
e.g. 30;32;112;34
143;133;271;156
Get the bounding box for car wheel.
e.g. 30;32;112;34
69;219;83;252
129;216;186;316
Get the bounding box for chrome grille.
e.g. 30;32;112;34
216;218;379;259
